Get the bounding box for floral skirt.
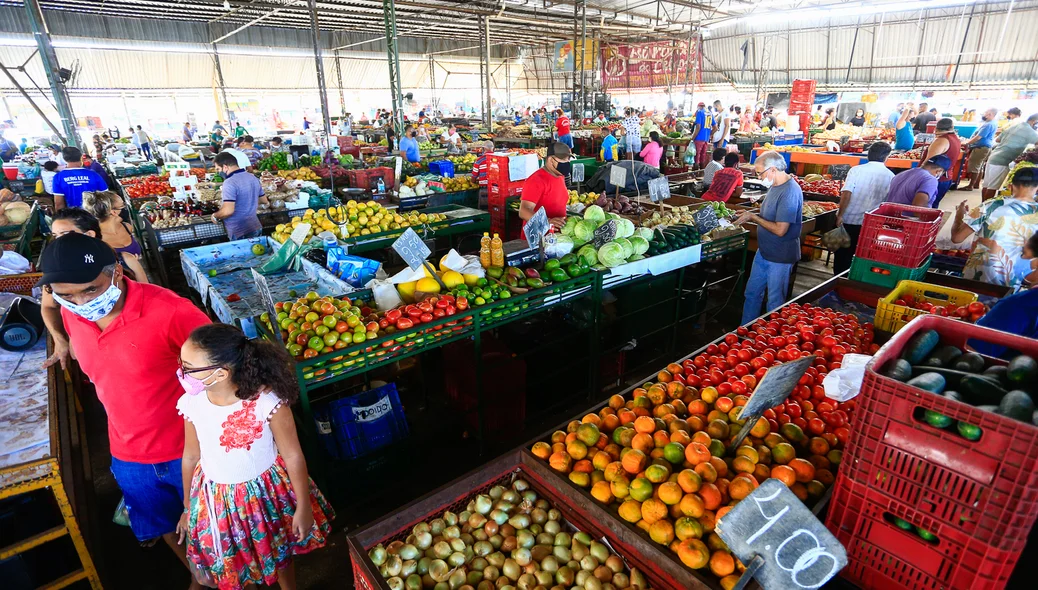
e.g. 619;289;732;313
186;456;334;590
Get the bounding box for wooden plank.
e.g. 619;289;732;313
37;569;89;590
0;525;68;560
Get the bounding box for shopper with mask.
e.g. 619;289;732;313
37;232;209;588
518;142;572;235
963;108;999;191
212;151;266;240
399;124;422;163
736;150;804;324
920;118;962;207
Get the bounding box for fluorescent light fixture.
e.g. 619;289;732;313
223;0;231;9
705;0;983;30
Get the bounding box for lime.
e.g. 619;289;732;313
207;269;218;277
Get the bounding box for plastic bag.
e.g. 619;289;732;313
366;278;403;311
684;148;696;166
326;247;381;288
822;225;851;250
822;353;872;402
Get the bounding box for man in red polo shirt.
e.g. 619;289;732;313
38;233;209;588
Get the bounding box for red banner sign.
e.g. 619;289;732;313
600;40;702;90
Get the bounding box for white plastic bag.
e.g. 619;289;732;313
822;353;872;402
367;278;403;310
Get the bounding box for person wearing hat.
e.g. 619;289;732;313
920;117;962;207
518;142;572;236
37;233;209;584
885;155;950;208
952;167;1038;290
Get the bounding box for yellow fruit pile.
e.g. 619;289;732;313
277;167;319;181
568;190;603;206
440;175;478;192
396;257;480;302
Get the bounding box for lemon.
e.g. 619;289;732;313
397;281;417;302
441;271;464;289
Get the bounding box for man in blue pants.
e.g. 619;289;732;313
737;150;804;325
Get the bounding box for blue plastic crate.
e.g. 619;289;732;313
429;160;455;178
313;383;409;460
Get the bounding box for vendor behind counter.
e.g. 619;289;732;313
518;142;572;236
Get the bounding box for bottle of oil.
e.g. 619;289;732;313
479;232;492;268
490;233;505;267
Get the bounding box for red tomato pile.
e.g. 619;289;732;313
795;177;842;197
893;294;988;323
120;175;173;198
683;303;872;446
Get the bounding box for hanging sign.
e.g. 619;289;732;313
727;355;815;454
525;207;550;250
592;219;618;248
609;165;628;189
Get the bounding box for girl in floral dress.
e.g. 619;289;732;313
175;324;333;589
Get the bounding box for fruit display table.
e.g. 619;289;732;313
788;151;868;176
341;205;489;256
179;236;355;335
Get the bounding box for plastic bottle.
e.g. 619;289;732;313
479;232;492;268
376;178;386;194
490;233;504;267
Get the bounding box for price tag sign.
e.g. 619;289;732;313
525;207;550;250
609;164;628;189
592;219;618;248
250;268;280;327
647;177;670;203
692;205;721;235
716;479;847;590
392;227;432;271
571;163;585;183
728;355;815;454
829;164;851;181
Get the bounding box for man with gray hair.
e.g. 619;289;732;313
963;108;998;191
37;232;209;589
736;150;803;324
982;113;1038;200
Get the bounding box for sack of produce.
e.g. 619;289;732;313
821;225;851;250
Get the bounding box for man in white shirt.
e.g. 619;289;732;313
712;100;732;148
135;125;153;160
834;142;895;274
441;125;461;153
621;108;642;158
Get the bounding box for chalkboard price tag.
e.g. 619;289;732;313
647;177;670;203
728;355;815;454
592;219;617;248
609;164;628;188
392;227;432;271
571;163;585;183
829;164;851;181
716;478;847;590
691;205;721;235
525;207;550;249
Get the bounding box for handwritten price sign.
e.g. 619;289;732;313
392;228;432;271
716;479;846;590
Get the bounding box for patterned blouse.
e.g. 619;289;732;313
963;196;1038;290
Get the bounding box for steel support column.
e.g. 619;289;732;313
383;0;405;136
0;64;64;139
428;55;437;109
571;0;588;118
307;0;333;139
479;15;492;130
211;43;233;125
23;0;80;147
334;49;346;118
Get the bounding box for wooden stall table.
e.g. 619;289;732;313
0;274;101;590
788;151;867;176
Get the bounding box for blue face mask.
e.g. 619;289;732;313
52;275;122;322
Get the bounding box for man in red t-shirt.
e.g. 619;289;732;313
555;109;573;149
38;233;209;586
702;153;745;202
519;142;572;239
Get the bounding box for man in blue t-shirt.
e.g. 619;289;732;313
399;124;422;163
52;146;109;209
692;102;712;169
964;107;998;190
738;150;804;325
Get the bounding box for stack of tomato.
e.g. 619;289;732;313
893;294;988;323
120;174;174;198
794;177;842;197
725;302;872;443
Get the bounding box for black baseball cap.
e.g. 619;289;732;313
547;142;572;159
37;233;117;286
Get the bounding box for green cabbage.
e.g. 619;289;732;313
615;218;635;239
574;219;596;243
555;235;575;246
577;244;599;266
613;238;634;259
629;236;649;256
634;227;653;241
598;242;627;267
562;216;579;237
607;213;622;221
627;254;646;261
583;205;606;224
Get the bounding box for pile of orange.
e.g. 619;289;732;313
530;370;844;588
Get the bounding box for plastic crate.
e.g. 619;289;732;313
792;79;817;94
841;315;1038;553
427;159;454;178
856;202;944;267
347;167;395;190
849;255;931;289
874;280;978;333
312;383;409;460
826;476;1019;590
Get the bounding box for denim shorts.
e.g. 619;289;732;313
110;457;184;541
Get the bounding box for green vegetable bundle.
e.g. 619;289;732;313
255;152;290;171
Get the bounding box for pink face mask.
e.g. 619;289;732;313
177;368;220;396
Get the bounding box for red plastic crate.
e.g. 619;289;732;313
793;79;817;93
788;100;812;115
790;91;816;106
826;476;1019;590
486;154;511;182
856;202;944;267
347;167;395;190
841;315;1038;552
489;180;523;197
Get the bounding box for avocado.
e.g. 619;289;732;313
526;277;544;289
559;253;577;266
902;329;940;365
545;259;561;271
1007;355;1038;387
550;268;569;282
998;390;1036;423
907;372;946;394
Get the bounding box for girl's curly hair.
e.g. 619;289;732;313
188;324;299;403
